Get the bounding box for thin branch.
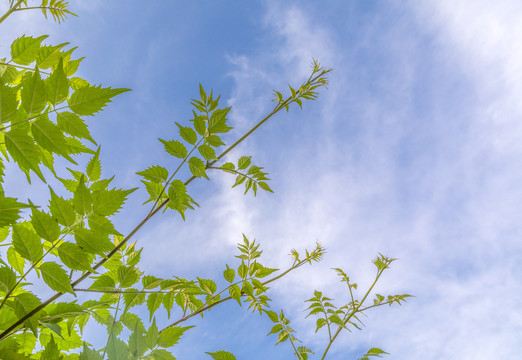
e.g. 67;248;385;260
0;0;23;24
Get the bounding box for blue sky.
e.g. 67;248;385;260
2;0;522;359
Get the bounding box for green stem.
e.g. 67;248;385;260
0;68;329;342
0;0;23;24
320;270;385;360
102;292;122;360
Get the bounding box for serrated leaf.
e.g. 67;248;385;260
5;128;44;181
167;180;186;211
92;188;136;216
157;326;192;348
11;35;48;65
86;148;101;181
40;262;74;294
68;85;130;116
73;177;91;215
193;114;206;135
197;278;217;294
188;157;207;179
88;214;120;236
32;117;75;163
206;350;237;360
37;42;69;69
208;107;232;134
0;267;16;293
13;292;42;334
207;134;225;147
265;310;279;323
41;334;62;360
70;77;90;90
56;111;95;143
159;139;187;159
89;274;115;291
31;208;60;242
49;189;76;227
7;247;25;274
223;265;235;283
149;349;175;360
198;144;217;160
136;165;168;183
229;284;241;305
12;224;43;264
0;82;18;124
74;228;113;255
58;242;93;271
255;265;278;278
79;343;103;360
45;58;69;105
258;181;273;193
117;266;141;288
147;293;163;321
106;337;128;360
0;195;29;227
237;156;251;170
21;67;47;115
176;123;197;145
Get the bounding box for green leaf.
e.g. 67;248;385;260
128;323;146;358
70;77;90;90
159;139;187;158
223;265;235;283
41;335;62;360
238;262;248;279
11;35;48;65
12;224;43;264
7;246;25;274
5;128;44;181
198;144;217;160
79;343;103;360
136;165;168;183
208;107;232;133
92;188;136;216
198;278;217;294
73;177;91;215
86;148;101;181
31;208;60;242
56;111;95;143
74;228;113;255
89;274;115;291
145;318;159;350
32;117;75;163
13;292;42;334
147;293;163;321
88;214;120;236
106;337;128;360
167;180;186;211
68;85;130;116
117;266;141;288
193;114;206;135
0;82;18;124
40;262;74;294
206;134;225;147
37;42;69;69
206;350;237;360
45;58;69;105
58;242;93;271
149;349;175;360
199;84;207;103
0;267;16;293
229;284;241;305
176;123;197;145
255;264;278;278
0;195;29;227
237;156;251;170
21;67;47;115
265;310;279;323
49;188;76;227
258;181;273;193
188;157;207;179
123;289;146;312
158;326;192;348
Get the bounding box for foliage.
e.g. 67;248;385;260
0;1;410;359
